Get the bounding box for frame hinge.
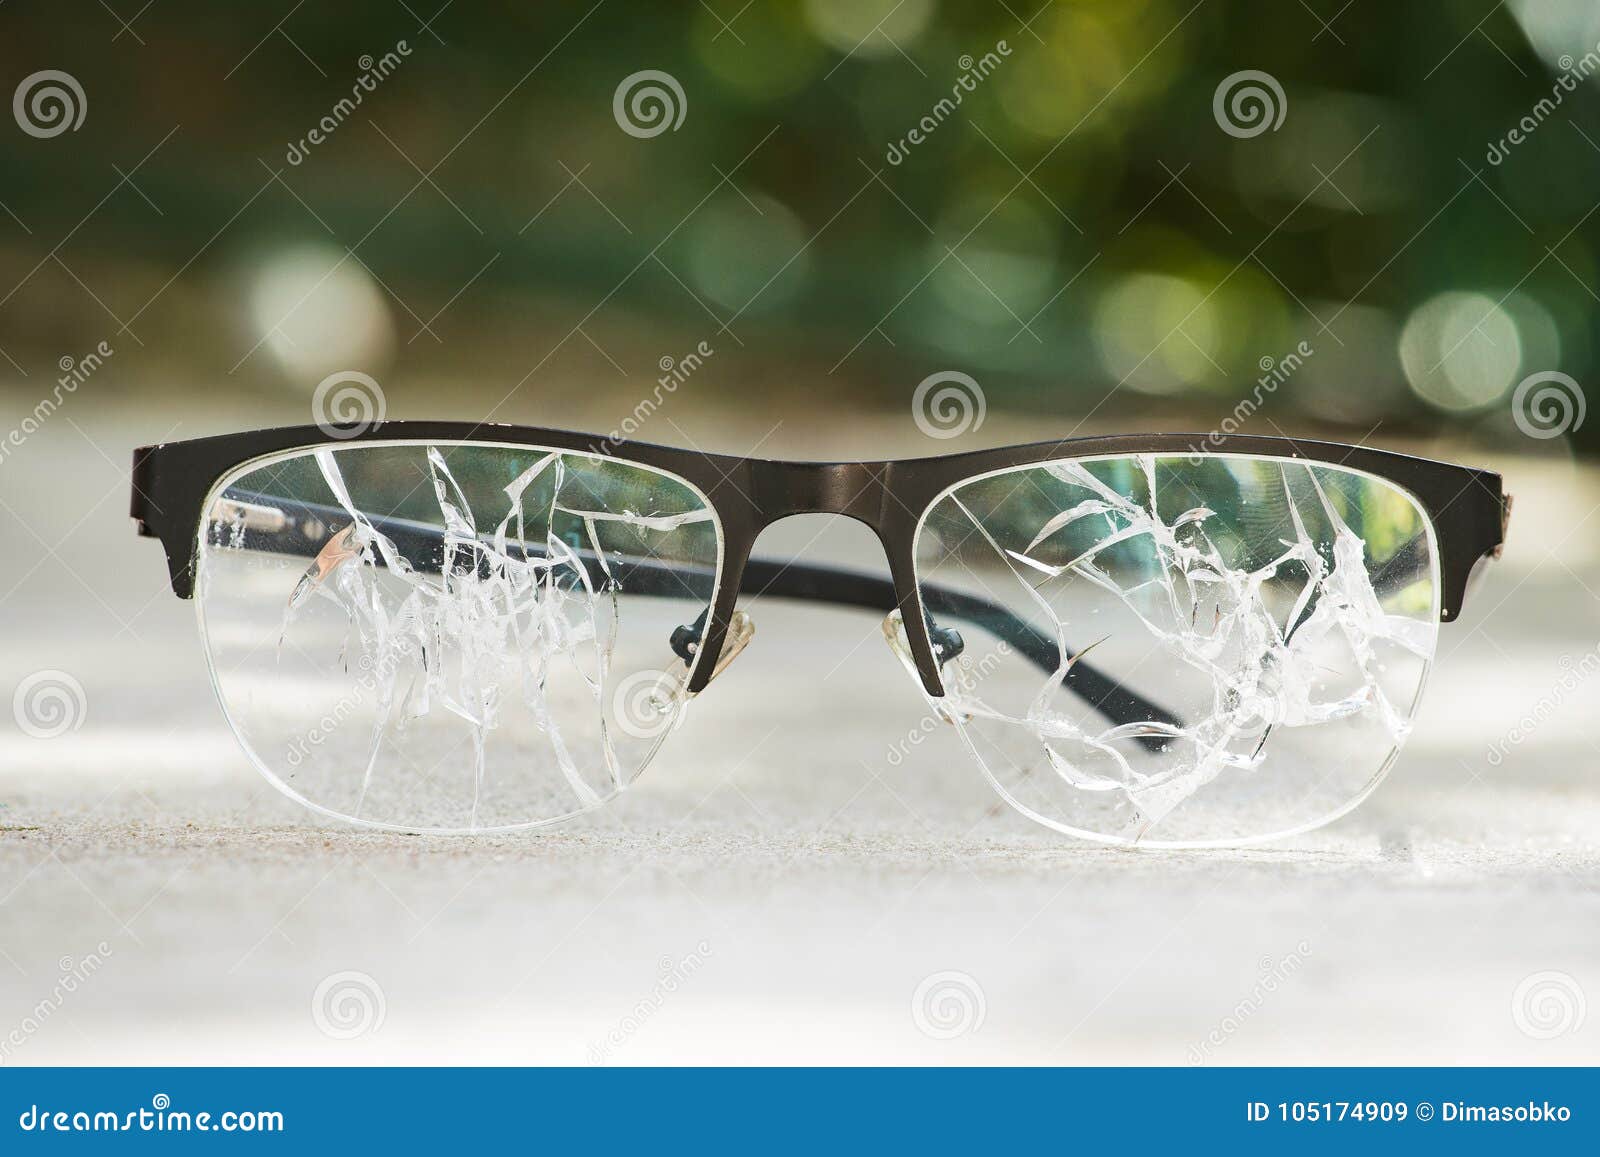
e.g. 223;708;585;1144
129;446;159;537
1492;492;1513;559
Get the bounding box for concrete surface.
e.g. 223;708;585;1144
1;399;1597;1065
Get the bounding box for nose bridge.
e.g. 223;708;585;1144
750;459;890;529
688;456;941;696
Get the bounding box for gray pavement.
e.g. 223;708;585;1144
1;398;1597;1065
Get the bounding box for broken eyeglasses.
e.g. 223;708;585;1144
131;424;1507;847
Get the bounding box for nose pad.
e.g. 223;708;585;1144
882;610;964;724
704;610;754;684
669;608;754;688
881;609;921;683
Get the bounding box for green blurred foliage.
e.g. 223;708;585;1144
0;0;1596;448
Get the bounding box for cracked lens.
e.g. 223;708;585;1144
197;442;721;832
914;454;1439;846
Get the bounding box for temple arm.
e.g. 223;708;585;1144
735;556;1180;735
213;490;1183;736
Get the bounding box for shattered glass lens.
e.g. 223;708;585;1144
913;454;1439;847
196;442;722;833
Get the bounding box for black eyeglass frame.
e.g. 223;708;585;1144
131;423;1508;704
